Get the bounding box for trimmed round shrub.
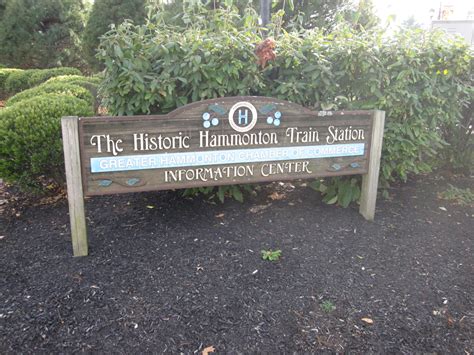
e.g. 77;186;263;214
4;69;40;94
44;74;102;86
6;82;95;107
28;67;82;88
0;94;94;190
0;68;23;96
4;67;81;95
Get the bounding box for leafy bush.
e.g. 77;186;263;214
83;0;147;71
0;68;23;97
0;94;94;190
97;18;264;115
6;82;95;108
310;177;361;208
183;184;254;203
0;0;88;69
97;10;472;205
4;67;82;95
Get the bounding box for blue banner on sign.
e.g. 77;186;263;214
90;143;365;173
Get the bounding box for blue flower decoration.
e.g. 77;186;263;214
266;111;283;126
202;112;219;128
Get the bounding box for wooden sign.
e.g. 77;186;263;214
62;97;385;256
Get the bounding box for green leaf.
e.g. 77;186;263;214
231;186;243;202
217;186;225;203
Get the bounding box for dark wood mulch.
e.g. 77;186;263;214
0;174;472;353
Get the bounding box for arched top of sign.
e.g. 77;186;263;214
167;96;316;120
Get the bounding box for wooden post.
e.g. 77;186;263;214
359;110;385;221
61;116;88;256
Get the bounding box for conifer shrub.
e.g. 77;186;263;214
0;0;88;69
83;0;147;71
0;94;94;190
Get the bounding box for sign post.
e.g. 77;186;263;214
62;97;385;256
359;110;385;220
61;116;88;257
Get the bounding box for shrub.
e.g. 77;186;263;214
0;0;88;69
28;67;82;88
97;19;264;115
4;69;40;95
97;11;473;204
83;0;147;71
0;94;94;190
4;67;82;95
44;74;102;86
6;82;95;108
0;68;23;97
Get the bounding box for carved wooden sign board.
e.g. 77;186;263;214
62;97;385;256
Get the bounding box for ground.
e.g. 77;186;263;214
0;174;472;353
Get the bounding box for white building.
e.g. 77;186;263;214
431;20;474;46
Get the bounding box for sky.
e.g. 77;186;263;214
372;0;474;28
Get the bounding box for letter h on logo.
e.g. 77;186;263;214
238;109;248;125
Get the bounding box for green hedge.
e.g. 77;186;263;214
97;14;472;204
28;67;83;88
3;69;38;95
6;82;95;107
0;94;94;190
44;74;102;86
4;67;82;95
0;68;23;97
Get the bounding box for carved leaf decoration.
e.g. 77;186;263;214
127;178;140;186
208;104;226;115
259;103;277;115
99;179;113;187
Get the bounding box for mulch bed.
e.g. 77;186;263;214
0;174;472;353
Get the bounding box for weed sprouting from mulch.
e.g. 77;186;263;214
321;300;336;313
261;249;282;261
438;184;474;206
